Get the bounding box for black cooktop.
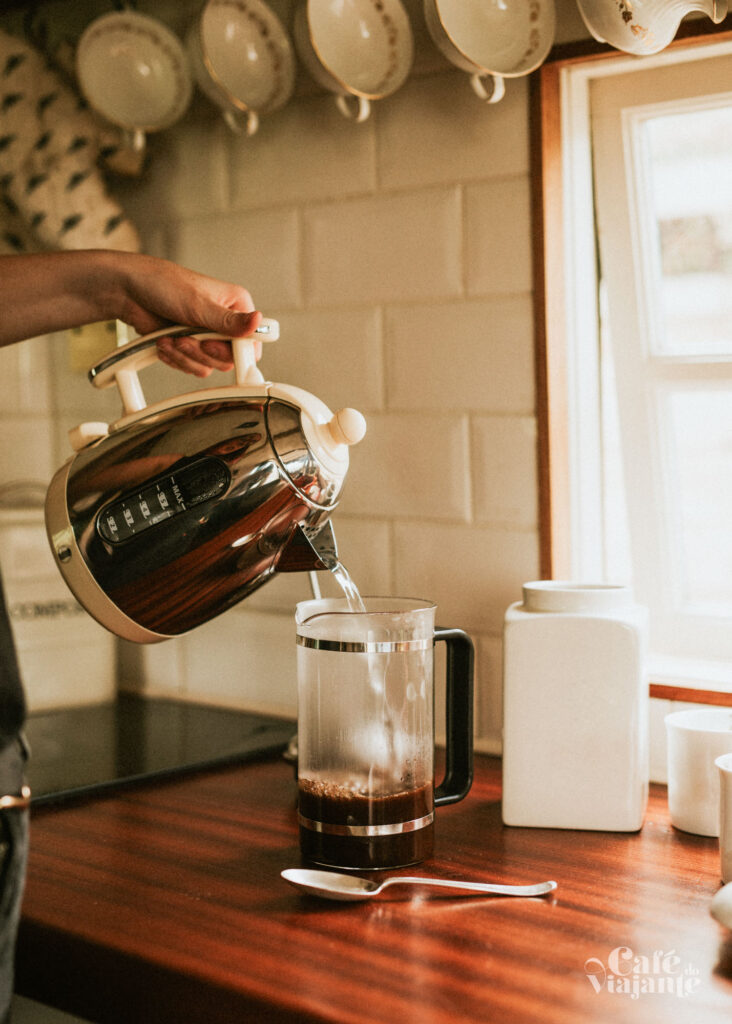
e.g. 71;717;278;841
24;694;295;805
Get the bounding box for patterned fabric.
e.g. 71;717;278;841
0;28;139;253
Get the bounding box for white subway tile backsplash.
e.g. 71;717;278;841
264;308;384;411
320;517;392;596
378;72;529;191
385;296;535;413
48;338;122;420
230;94;376;210
472;415;538;527
465;177;533;297
476;634;504;749
114;102;230;225
0;417;55;488
338;413;471;520
118;637;187;697
171;207;301;310
303;189;463;306
393;522;539;635
184;608;297;717
0;335;52;415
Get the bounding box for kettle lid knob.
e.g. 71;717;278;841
326;408;367;447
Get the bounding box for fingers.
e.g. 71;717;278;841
154;310;264;377
156;336;235;377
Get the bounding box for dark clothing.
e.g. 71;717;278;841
0;581;25;752
0;573;29;1021
0;741;28;1023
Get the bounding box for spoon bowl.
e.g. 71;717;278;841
282;868;557;903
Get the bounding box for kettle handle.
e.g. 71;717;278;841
88;319;279;415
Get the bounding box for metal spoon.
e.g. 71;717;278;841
281;868;557;903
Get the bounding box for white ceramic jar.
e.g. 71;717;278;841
502;581;649;831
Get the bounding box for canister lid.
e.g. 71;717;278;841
522;581;633;613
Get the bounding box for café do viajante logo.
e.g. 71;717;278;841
584;946;701;999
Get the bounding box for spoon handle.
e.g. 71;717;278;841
380;876;557;897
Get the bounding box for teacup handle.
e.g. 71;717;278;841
470;72;505;105
434;627;474;806
123;128;146;154
223;108;259;137
335;94;370;123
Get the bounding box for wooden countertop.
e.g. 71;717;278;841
15;754;732;1023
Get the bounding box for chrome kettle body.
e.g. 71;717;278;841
45;321;366;643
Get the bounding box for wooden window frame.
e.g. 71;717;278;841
529;17;732;707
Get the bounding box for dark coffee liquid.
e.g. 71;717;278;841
298;778;434;870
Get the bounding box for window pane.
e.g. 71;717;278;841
644;105;732;357
665;389;732;614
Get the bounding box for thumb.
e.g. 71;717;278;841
213;307;262;338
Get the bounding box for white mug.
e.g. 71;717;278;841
293;0;414;123
423;0;555;105
186;0;295;137
716;752;732;883
76;11;193;156
665;708;732;836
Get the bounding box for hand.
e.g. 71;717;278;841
154;315;263;378
116;254;263;378
0;250;264;380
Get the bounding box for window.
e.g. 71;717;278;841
533;28;732;700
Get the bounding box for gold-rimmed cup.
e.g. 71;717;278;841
76;11;193;154
423;0;556;105
293;0;414;124
187;0;295;136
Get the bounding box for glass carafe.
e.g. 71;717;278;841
295;596;473;870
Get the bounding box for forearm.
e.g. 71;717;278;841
0;249;259;376
0;250;125;347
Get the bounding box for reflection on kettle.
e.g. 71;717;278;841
44;320;366;643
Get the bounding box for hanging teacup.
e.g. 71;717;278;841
424;0;556;104
575;0;727;56
186;0;295;136
294;0;414;123
75;11;193;155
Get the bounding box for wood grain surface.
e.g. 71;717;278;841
16;755;732;1023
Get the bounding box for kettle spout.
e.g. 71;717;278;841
276;520;338;574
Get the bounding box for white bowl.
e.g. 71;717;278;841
294;0;414;121
187;0;295;135
76;11;192;134
575;0;727;55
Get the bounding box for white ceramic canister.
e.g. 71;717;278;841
502;582;649;830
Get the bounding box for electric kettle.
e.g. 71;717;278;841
44;320;366;643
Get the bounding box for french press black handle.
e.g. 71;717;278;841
433;627;474;806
